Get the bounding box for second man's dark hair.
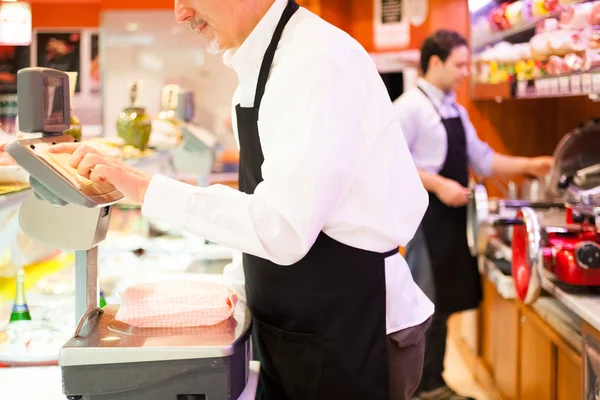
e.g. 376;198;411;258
420;30;468;74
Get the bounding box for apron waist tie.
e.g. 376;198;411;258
383;248;400;258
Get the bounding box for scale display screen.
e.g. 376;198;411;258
10;67;123;207
43;74;66;127
17;67;70;133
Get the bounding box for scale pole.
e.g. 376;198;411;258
74;247;99;326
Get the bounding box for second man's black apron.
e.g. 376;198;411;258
415;87;481;315
235;1;392;399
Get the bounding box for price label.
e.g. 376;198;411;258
592;72;600;93
517;80;528;97
534;79;542;96
581;73;592;93
559;76;570;94
535;79;548;96
548;78;559;95
540;79;550;96
571;74;582;94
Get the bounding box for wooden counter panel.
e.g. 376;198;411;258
481;278;497;374
494;296;519;400
557;348;583;400
519;307;554;400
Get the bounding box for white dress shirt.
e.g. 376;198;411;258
142;0;434;334
393;78;495;177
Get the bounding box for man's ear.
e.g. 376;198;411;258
429;55;442;71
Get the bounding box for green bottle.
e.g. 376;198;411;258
99;291;107;308
9;269;32;323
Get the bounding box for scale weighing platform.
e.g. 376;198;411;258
7;67;253;400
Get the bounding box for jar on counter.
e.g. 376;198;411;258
63;114;82;142
116;107;152;150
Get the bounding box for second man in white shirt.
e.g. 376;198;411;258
394;30;553;400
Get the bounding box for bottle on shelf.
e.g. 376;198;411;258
9;268;32;323
99;290;107;308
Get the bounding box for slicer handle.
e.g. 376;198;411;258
492;217;524;227
557;175;572;190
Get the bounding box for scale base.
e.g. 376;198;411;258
60;305;253;400
62;355;249;400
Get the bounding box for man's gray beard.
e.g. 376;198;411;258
206;35;223;55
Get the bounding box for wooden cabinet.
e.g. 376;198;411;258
478;278;519;400
556;346;582;400
481;278;497;374
519;307;554;400
494;295;520;400
494;295;519;400
452;278;585;400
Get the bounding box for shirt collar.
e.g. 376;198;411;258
223;0;287;78
417;78;456;107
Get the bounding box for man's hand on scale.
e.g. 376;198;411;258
48;143;152;204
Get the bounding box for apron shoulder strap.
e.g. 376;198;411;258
416;86;461;119
417;86;442;118
254;0;300;109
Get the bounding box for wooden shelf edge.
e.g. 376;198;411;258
471;81;513;101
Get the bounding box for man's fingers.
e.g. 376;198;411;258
89;164;128;188
70;144;100;169
89;164;114;185
77;153;105;178
47;143;79;155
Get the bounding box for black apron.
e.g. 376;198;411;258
235;1;391;399
415;87;481;315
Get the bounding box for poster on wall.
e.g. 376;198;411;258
90;33;100;94
0;45;29;94
0;2;32;46
374;0;410;49
408;0;428;27
36;32;81;92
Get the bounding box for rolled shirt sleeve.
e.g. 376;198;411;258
461;108;495;177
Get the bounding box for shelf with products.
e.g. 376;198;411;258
469;0;600;100
472;67;600;99
471;0;590;51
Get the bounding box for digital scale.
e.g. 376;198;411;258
7;67;253;400
172;89;218;182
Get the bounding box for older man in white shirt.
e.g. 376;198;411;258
49;1;433;399
394;30;552;400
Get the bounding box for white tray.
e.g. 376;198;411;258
0;166;29;185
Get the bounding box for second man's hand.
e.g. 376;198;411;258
525;156;554;178
434;177;471;208
48;143;152;204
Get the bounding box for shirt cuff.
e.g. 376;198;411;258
141;174;195;228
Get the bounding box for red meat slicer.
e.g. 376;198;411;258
512;119;600;304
